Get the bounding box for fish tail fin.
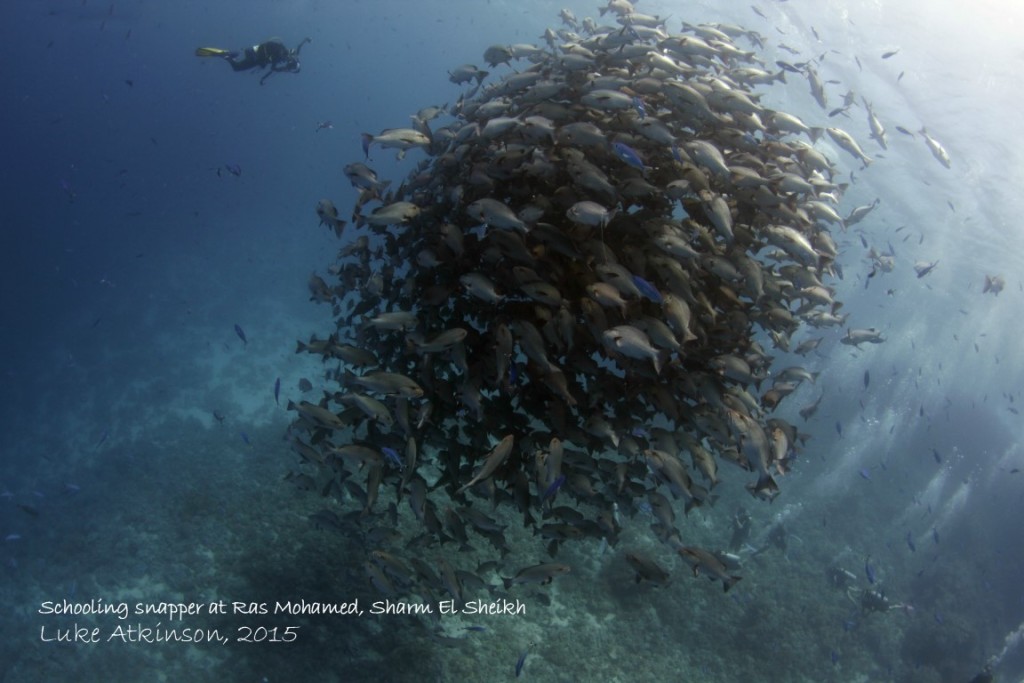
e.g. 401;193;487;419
723;575;742;593
360;133;373;159
654;349;668;375
502;577;513;590
809;127;824;142
295;340;308;354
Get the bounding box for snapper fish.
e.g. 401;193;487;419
501;562;571;589
677;546;742;592
625;552;671;586
343;163;391;194
566;200;614;228
983;275;1005;296
601;325;666;374
861;98;887;150
315;199;346;236
919;127;951;168
914;260;939;279
827;127;872;167
841;328;886;346
448;64;488;85
467;198;528;232
457;435;515;494
361;128;431;160
361;201;421;227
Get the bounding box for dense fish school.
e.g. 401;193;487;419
289;3;886;605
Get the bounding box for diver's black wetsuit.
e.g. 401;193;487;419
227;38;310;84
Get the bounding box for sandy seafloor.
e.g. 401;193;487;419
0;263;1013;682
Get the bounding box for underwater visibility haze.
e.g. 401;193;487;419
1;0;1023;681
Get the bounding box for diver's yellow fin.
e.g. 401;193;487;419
195;47;230;57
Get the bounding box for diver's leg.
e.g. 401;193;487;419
228;48;256;71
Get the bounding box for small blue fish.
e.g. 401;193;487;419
671;143;683;163
612;141;645;172
274;377;281;405
905;531;916;553
631;275;663;304
234;324;247;346
630;426;650;438
240;431;251;446
515;651;528;678
842;620;857;632
859;468;871;481
934;611;943;625
865;556;876;584
4;534;22;542
932;448;942;464
631;95;646;119
382;447;403;469
836;421;843;437
541;474;566;502
932;528;939;544
224;163;242;177
830;650;840;665
463;625;486;633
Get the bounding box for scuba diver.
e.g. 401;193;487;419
728;507;752;551
195;38;310;85
826;566;857;590
846;584;911;615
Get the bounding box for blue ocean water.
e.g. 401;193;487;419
2;1;1023;681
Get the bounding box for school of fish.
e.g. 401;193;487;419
287;2;908;605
